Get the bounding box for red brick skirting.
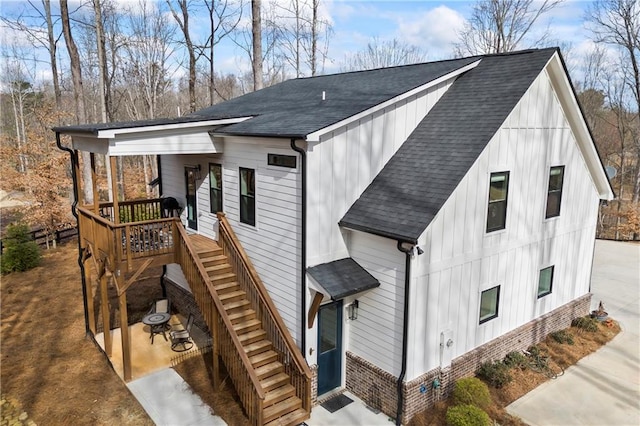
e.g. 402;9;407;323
344;293;591;424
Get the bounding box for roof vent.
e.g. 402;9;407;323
322;91;326;101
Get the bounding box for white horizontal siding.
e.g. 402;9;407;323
217;138;302;344
407;69;602;379
346;231;406;376
307;77;457;267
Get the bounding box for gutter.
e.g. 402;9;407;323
396;240;413;425
290;139;307;355
56;132;91;337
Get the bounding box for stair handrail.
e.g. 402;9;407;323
173;222;266;402
217;213;312;380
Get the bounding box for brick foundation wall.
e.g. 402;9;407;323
344;294;591;424
346;351;399;418
163;277;210;333
310;364;318;404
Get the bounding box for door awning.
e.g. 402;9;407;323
307;258;380;300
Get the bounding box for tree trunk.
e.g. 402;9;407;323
252;0;263;91
60;0;93;204
209;4;215;105
311;0;318;76
43;0;61;110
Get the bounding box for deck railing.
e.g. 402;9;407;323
78;203;176;272
90;198;164;224
217;213;312;414
173;223;266;425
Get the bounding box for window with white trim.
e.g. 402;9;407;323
538;266;554;298
487;171;509;232
480;286;500;324
545;166;564;218
209;163;222;214
239;167;255;226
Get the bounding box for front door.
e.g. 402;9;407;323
317;300;342;395
185;167;198;230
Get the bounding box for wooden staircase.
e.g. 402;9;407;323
189;234;309;426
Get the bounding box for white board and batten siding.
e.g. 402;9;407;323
160;139;303;344
306;77;456;267
406;68;602;379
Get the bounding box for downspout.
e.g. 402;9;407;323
56;132;91;336
157;154;167;297
290;138;306;355
396;241;413;425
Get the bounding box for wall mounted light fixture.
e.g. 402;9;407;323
348;300;359;320
186;164;202;180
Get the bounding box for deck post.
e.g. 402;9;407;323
83;257;96;334
90;153;99;215
118;278;132;381
212;308;220;391
110;156;120;224
100;273;112;356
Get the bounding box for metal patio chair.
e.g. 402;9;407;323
170;314;195;352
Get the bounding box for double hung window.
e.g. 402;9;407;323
239;167;255;226
209;163;222;214
545;166;564;218
487;171;510;232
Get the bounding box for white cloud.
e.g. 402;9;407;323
393;5;466;59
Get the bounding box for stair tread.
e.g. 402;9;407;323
233;318;261;330
255;360;283;377
223;299;250;310
228;308;256;323
219;289;246;299
214;281;240;292
249;349;278;366
264;407;309;426
199;254;227;262
205;263;232;271
239;329;266;339
260;372;289;389
263;396;303;424
264;384;295;403
211;272;236;279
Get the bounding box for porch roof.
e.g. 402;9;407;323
307;258;380;300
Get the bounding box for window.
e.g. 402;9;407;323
209;163;223;214
239;167;255;226
538;266;554;298
479;286;500;324
546;166;564;218
268;153;297;168
486;171;510;232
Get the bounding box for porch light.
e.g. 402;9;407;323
348;300;359;320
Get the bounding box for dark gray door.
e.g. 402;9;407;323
317;300;342;395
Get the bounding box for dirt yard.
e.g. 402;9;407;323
1;243;153;425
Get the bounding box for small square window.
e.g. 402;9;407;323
538;266;554;298
479;285;500;324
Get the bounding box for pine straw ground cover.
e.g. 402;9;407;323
0;243;152;425
410;319;620;426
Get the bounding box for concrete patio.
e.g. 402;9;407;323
94;314;210;381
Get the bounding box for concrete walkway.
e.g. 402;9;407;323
127;369;226;426
507;240;640;426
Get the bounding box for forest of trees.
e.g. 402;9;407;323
0;0;638;242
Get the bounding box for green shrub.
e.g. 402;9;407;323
503;350;527;369
446;404;491;426
476;360;512;388
550;329;574;345
452;377;491;409
1;223;41;274
572;316;599;332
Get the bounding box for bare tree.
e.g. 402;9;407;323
167;0;198;113
587;0;640;202
60;0;93;204
252;0;263;90
340;37;427;71
455;0;564;56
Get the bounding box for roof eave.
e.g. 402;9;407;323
339;221;418;245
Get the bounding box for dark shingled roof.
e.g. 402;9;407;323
189;57;477;137
340;48;557;243
53;57;476;135
307;258;380;300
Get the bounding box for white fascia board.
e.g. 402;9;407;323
96;116;252;139
546;53;615;200
305;60;481;142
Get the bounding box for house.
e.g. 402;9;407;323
54;47;614;425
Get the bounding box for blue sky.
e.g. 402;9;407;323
0;0;597;84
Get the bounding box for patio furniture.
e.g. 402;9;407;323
143;298;171;343
170;314;195;352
